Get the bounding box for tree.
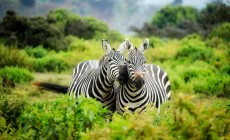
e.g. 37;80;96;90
199;2;230;36
151;6;199;28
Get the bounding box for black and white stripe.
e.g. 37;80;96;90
115;38;171;114
68;39;129;110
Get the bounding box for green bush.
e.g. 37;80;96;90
83;94;230;140
0;94;28;134
0;94;229;139
0;44;31;68
0;67;33;87
176;36;213;63
34;57;68;72
17;96;110;139
47;9;80;28
193;75;230;97
181;65;215;83
24;46;48;58
209;22;230;42
93;30;123;42
220;65;230;75
64;16;109;40
151;5;199;28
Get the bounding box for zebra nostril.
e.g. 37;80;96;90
133;78;144;89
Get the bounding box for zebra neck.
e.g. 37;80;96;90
96;65;114;92
126;79;144;92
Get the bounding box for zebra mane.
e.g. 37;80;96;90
99;55;106;66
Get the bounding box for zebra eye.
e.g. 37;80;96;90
107;57;112;62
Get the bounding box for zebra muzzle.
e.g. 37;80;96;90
133;72;145;89
117;64;129;84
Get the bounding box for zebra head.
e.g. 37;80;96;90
126;38;149;89
101;39;129;84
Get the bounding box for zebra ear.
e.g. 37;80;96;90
102;39;111;54
118;38;134;53
139;38;149;53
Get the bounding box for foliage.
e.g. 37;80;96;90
83;94;230;140
0;94;229;139
64;16;109;40
0;44;32;68
209;22;230;42
131;5;201;38
24;46;48;58
0;9;123;50
34;57;68;73
0;67;33;88
176;36;213;63
17;96;111;139
199;3;230;36
47;9;79;27
0;10;67;50
26;16;64;50
132;3;230;38
151;5;199;28
0;94;28;136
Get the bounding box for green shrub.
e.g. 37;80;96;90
0;67;33;87
0;94;28;134
151;5;199;28
0;44;31;68
68;38;86;52
24;46;48;58
176;36;213;63
193;75;230;97
34;57;68;72
93;30;123;42
64;16;109;40
220;65;230;75
18;96;111;139
181;65;215;83
149;36;166;48
83;94;230;140
209;22;230;42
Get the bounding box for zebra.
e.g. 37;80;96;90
34;39;130;111
115;38;171;114
67;39;130;110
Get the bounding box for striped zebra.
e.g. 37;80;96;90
67;39;130;110
115;38;171;114
34;39;130;111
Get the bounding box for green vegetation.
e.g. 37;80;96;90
132;3;230;38
17;96;110;139
0;94;229;139
209;22;230;42
0;94;27;135
0;9;122;50
0;4;229;139
151;5;199;28
0;67;33;85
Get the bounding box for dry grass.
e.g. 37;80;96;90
12;72;71;102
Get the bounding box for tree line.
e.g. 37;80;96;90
0;9;120;50
131;2;230;39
